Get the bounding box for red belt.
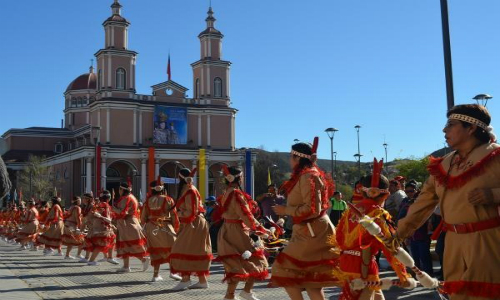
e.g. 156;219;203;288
443;216;500;234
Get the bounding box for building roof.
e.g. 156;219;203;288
66;72;97;92
2;150;55;163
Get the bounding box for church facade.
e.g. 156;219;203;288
1;1;255;205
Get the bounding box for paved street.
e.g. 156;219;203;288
0;241;441;300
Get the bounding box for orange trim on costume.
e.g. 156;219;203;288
440;281;500;298
223;270;268;283
169;253;214;261
428;147;500;189
276;252;338;268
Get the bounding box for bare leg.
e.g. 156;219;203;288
285;287;305;300
88;250;100;262
243;279;255;293
306;288;325;300
123;257;130;268
181;275;190;283
198;274;207;284
76;245;83;256
107;248;114;259
153;265;160;278
65;245;73;257
225;281;238;299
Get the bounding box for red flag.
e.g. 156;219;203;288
167;54;171;81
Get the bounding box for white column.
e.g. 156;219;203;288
133;109;137;144
111;26;115;47
106;108;110;143
207;67;211;96
86;158;92;193
201;66;204;97
101;158;107;191
107;54;112;88
238;161;244;190
141;159;147;202
155;159;160;178
138;110;143;145
226;68;231;98
192;160;198;187
198;114;202;146
207;114;211;147
231;113;235;150
205;159;210;198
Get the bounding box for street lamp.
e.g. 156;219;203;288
325;128;339;179
355;125;362;178
473;94;493;107
270;164;278;185
383;143;388;163
333;151;338;182
354;154;363;179
171;161;181;196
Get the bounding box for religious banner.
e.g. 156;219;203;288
153;106;187;144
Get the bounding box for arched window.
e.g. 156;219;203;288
71;98;77;107
77;97;82;107
195;78;200;98
214;77;222;98
116;68;126;90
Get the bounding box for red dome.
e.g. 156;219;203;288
66;72;97;92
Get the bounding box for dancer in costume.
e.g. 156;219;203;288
271;138;340;300
170;168;212;291
336;159;412;300
217;166;269;300
16;199;39;250
78;193;95;262
62;197;83;259
112;182;150;272
87;190;118;266
141;180;181;282
398;104;500;300
38;197;64;256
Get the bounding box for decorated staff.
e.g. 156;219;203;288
336;159;414;300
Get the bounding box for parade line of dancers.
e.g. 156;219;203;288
1;104;500;300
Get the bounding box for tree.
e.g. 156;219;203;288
17;155;63;202
253;150;287;197
395;157;430;185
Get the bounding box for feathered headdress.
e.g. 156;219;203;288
153;176;164;192
291;136;319;163
354;158;390;201
221;165;242;183
179;168;198;184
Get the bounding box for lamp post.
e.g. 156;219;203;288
270;164;278;185
333;151;337;181
473;94;493;107
355;125;362;178
383;142;388;163
325;128;339;179
440;0;455;110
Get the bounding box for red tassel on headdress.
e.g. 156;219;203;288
190;168;198;177
157;175;162;186
221;165;230;176
312;137;319;154
127;176;132;188
371;158;384;188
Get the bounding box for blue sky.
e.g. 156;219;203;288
1;0;499;162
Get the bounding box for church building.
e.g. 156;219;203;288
1;0;255;205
